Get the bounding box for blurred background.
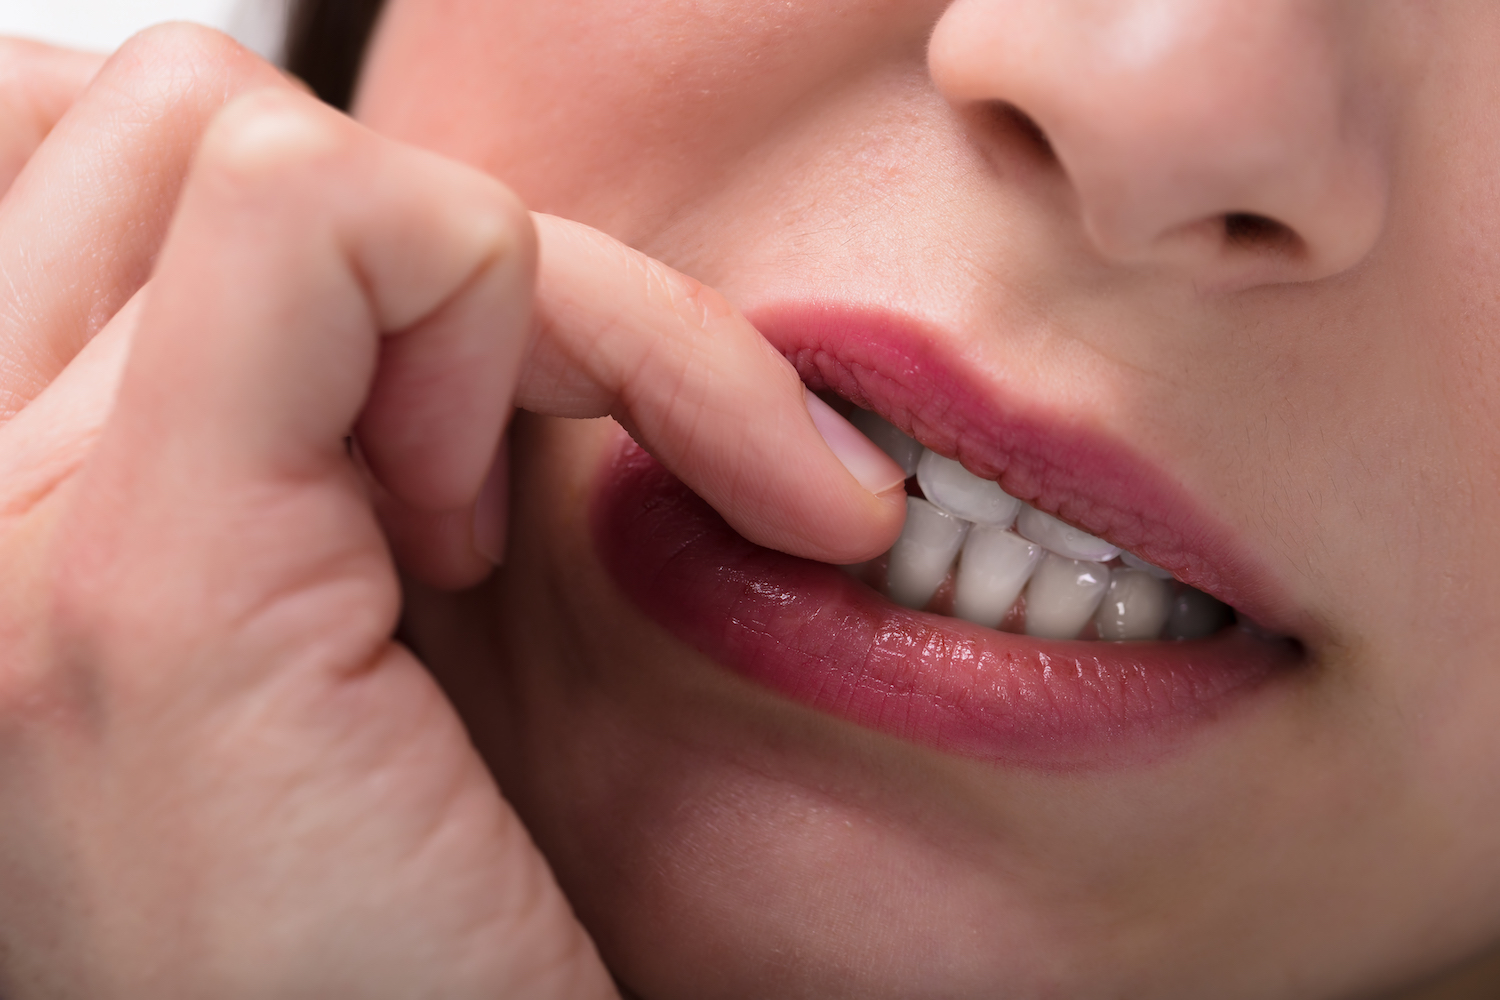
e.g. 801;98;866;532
0;0;288;60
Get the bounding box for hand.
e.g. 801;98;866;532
0;26;904;997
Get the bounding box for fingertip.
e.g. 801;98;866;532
751;472;907;566
841;481;909;563
803;388;908;497
798;386;908;559
108;21;287;103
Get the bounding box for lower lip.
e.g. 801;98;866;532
593;436;1302;768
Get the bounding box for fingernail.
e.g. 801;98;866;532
804;388;907;496
472;436;510;565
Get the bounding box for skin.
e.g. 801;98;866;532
362;0;1500;997
1;1;1498;997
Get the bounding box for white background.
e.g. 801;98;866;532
0;0;288;60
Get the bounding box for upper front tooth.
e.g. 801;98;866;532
952;526;1043;628
885;497;971;610
1024;553;1110;639
849;409;924;477
1093;567;1172;641
916;451;1022;527
1015;505;1122;562
1120;551;1173;579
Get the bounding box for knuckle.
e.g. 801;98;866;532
96;22;285;125
473;185;538;283
196;90;348;196
433;167;536;282
110;21;247;83
488;184;537;260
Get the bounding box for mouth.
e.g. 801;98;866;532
590;304;1309;767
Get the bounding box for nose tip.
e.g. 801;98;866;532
1060;83;1387;285
929;0;1388;288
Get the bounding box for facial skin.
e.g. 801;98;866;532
359;2;1500;996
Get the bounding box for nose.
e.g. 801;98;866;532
928;0;1388;287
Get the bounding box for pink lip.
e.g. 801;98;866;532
590;304;1308;766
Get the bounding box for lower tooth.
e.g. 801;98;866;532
1093;567;1173;641
952;527;1043;628
1163;586;1233;640
1023;553;1110;639
885;497;971;610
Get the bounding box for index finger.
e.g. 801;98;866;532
520;215;908;565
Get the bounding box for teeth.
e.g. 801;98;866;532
848;409;924;477
853;447;1259;644
885;497;971;610
1119;551;1173;579
1163;586;1233;640
916;451;1022;527
1023;553;1110;640
1093;567;1173;641
1015;505;1122;562
952;527;1044;628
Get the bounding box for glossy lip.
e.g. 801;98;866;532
593;438;1301;768
591;303;1310;766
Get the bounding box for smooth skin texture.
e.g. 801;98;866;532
353;0;1500;997
0;24;906;999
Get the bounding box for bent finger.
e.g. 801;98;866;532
0;38;102;196
0;24;289;422
73;87;536;626
521;214;907;565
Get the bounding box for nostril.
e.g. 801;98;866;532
1223;212;1301;256
994;102;1056;163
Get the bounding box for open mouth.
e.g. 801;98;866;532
591;304;1309;767
843;407;1246;643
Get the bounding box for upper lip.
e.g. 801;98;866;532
746;301;1316;644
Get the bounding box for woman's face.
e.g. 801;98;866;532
357;2;1500;995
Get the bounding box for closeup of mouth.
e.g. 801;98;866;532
841;412;1244;643
592;304;1309;767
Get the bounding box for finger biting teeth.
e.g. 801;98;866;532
845;408;1259;643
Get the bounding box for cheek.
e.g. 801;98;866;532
355;0;937;229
